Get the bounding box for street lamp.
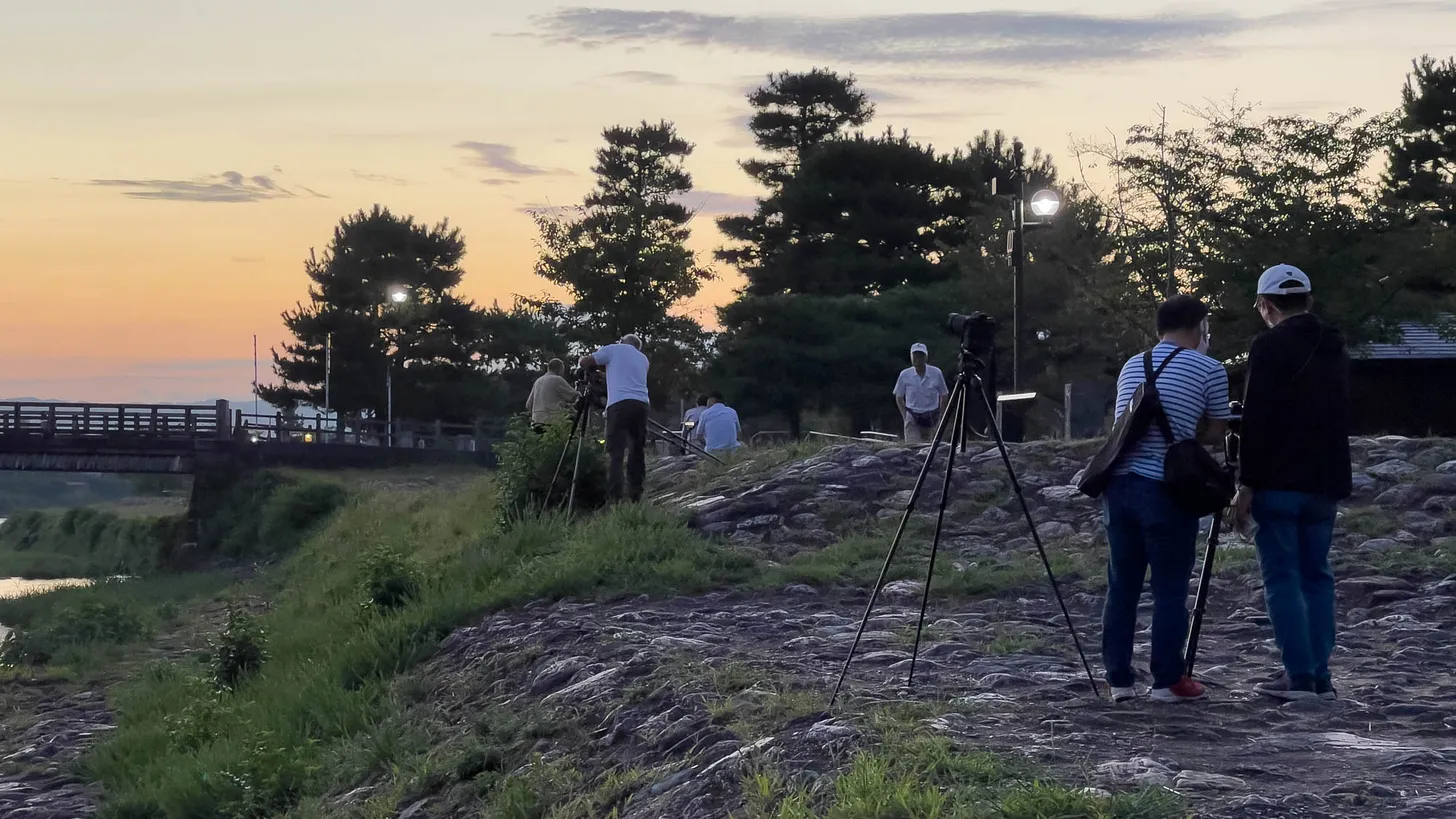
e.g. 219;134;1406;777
382;286;410;447
1003;139;1060;393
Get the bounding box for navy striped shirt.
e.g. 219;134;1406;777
1112;342;1232;480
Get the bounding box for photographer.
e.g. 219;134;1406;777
579;334;650;503
525;358;579;432
1233;265;1352;702
1101;295;1230;704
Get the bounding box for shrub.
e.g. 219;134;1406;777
359;545;421;613
492;414;608;526
210;608;269;691
259;480;349;552
0;593;149;666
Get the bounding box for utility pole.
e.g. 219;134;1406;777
1010;139;1027;393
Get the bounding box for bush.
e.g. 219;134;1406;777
359;545;421;613
259;481;350;552
211;608;269;691
0;592;150;666
492;414;608;526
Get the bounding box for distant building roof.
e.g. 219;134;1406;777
1356;321;1456;360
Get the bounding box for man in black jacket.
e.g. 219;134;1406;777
1232;264;1353;702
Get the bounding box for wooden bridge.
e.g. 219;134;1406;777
0;401;497;474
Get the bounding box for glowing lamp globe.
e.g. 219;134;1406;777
1029;189;1061;218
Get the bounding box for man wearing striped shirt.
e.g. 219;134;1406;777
1103;295;1231;704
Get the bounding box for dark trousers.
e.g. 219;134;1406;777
1101;474;1200;688
1252;490;1338;687
606;400;648;502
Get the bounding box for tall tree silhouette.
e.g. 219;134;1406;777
533;120;712;345
261;206;493;422
1386;55;1456;227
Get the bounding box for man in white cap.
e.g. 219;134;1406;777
579;334;651;502
893;342;949;444
1232;264;1352;702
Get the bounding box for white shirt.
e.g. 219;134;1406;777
592;343;651;407
893;365;949;413
699;403;741;451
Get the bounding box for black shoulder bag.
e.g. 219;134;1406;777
1077;348;1185;499
1151;367;1235;517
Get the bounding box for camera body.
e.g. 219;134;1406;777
946;312;998;359
572;365;608;410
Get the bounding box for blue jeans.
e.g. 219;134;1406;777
1101;474;1200;688
1251;490;1338;687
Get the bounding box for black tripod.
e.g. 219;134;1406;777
544;392;597;515
831;349;1100;707
647;418;723;465
1184;401;1242;678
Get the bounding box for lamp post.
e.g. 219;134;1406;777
1005;140;1061;392
384;286;409;447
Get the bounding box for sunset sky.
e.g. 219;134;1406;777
3;0;1453;403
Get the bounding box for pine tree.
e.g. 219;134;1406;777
261;206;492;422
1386;55;1456;227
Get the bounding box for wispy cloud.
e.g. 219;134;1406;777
351;169;409;185
89;171;321;203
530;3;1456;68
605;70;680;85
455;141;566;178
481;179;521;187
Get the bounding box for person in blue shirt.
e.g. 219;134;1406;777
697;392;742;455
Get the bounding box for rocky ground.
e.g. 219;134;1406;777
7;436;1456;817
0;679;108;818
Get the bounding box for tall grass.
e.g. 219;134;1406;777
85;480;756;817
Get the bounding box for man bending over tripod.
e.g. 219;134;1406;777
580;334;651;503
1103;295;1230;703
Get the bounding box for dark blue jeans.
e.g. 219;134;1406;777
1101;474;1200;688
1251;490;1338;687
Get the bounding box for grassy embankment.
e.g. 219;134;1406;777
0;447;1184;819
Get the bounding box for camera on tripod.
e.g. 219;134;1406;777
571;365;607;410
946;312;997;359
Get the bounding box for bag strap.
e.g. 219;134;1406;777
1145;347;1183;444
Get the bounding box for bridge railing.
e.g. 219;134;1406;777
0;401;229;440
234;412;502;451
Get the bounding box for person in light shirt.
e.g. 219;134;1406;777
578;334;651;502
524;359;579;431
697;392;742;454
892;342;949;444
682;394;709;444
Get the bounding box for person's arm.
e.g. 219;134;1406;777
1237;334;1281;488
893;371;909;418
936;369;949;415
1196;360;1233;446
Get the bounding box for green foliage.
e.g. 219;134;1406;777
260;204;503;422
0;508;186;577
359;545;421;612
0;580;158;667
258;479;350;552
492;413;608;524
210;608;269;691
1385;54;1456;227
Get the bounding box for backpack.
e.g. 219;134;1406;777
1076;349;1184;499
1077;350;1235;516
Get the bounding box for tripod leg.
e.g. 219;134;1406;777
1185;514;1222;677
974;383;1102;699
830;376;966;708
908;384;967;690
567;408;590;514
544;401;587;511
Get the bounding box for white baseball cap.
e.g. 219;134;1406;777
1257;264;1312;295
909;342;928;355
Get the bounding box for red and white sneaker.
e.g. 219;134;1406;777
1150;676;1206;703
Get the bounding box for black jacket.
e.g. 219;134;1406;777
1239;313;1353;499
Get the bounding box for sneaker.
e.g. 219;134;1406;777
1111;684;1144;703
1316;678;1338;701
1255;674;1318;701
1150;676;1206;703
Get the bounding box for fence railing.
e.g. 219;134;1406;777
0;401;230;440
234;412;502;452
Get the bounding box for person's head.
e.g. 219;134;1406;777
708;391;725;406
1255;264;1313;327
696;394;709;407
619;333;642;350
1155;294;1211;350
909;342;928;369
547;358;565;375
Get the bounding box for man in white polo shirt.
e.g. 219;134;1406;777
893;342;949;444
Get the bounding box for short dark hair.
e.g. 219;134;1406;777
709;391;725;403
696;394;709;406
1264;293;1311;313
1156;294;1210;335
